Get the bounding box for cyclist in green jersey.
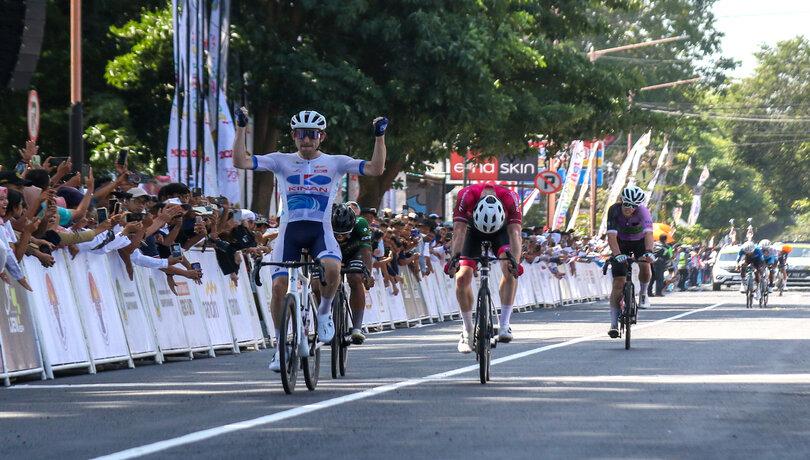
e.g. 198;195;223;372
331;204;375;344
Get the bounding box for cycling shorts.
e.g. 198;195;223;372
271;220;341;279
611;239;648;278
460;226;510;269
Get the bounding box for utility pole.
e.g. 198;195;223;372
585;34;690;236
587;35;688;62
69;0;83;170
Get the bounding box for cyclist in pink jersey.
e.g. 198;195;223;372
446;182;523;352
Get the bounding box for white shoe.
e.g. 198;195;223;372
317;313;335;344
457;331;473;354
498;325;513;343
739;284;746;293
268;351;281;373
639;295;650;310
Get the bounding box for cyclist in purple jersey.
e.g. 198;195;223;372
605;185;655;338
232;107;388;373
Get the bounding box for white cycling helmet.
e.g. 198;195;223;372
472;195;506;234
741;241;756;254
621;185;646;207
758;239;772;250
290;110;327;130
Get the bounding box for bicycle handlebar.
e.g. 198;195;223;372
252;259;324;287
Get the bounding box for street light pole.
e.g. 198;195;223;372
69;0;83;171
588;35;688;62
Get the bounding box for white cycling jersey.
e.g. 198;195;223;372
252;152;365;223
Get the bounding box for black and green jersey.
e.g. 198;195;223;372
338;216;373;258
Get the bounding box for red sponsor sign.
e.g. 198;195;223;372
449;151;497;181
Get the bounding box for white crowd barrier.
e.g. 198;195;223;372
0;250;609;386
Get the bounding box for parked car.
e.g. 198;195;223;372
784;242;810;287
712;245;741;291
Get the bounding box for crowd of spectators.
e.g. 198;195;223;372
1;141;722;302
0;140;267;295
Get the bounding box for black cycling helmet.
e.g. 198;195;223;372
332;203;356;234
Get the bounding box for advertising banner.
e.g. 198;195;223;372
449;151;539;182
23;252;91;369
105;255;158;358
235;261;265;342
69;252;131;363
130;263;190;354
552;141;586;230
185;251;235;349
169;275;213;352
0;281;43;374
219;262;262;345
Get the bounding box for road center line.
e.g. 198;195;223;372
94;302;724;460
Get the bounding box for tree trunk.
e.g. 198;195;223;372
251;104;281;216
357;157;403;209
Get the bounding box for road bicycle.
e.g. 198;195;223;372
455;241;518;384
603;257;641;350
330;264;369;379
775;267;786;296
741;265;767;309
253;249;324;394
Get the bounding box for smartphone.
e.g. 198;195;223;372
116;150;128;166
50;157;69;167
108;199;119;215
14;161;26;175
125;212;144;223
191;262;202;271
170;243;182;258
30;154;41;167
191;206;212;216
81;164;90;186
96;207;108;223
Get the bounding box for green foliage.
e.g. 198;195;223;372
676;224;710;245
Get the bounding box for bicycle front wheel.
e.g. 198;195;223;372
303;293;320;391
623;283;635;350
476;287;492;384
280;293;300;394
330;288;348;379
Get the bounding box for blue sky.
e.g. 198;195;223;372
713;0;810;78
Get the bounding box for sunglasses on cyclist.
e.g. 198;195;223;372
621;202;639;209
293;128;323;140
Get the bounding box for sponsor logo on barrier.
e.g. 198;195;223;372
175;280;190;297
114;279;128;322
3;285;25;334
45;273;68;350
88;272;110;345
149;278;162;319
205;281;218;296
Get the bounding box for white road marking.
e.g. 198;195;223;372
93;302;725;460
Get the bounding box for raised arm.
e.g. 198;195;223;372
362;117;388;177
232;107;254;170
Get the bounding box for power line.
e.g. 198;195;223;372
638;107;810;123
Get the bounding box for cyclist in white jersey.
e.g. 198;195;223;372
232;107;388;372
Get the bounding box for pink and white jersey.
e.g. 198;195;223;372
252;152;365;224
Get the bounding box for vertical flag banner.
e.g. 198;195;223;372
599;131;651;235
644;141;669;206
680;156;692;185
567;142;597;231
687;166;710;226
167;0;185;184
552;141;585;230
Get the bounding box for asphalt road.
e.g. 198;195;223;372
2;288;809;460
